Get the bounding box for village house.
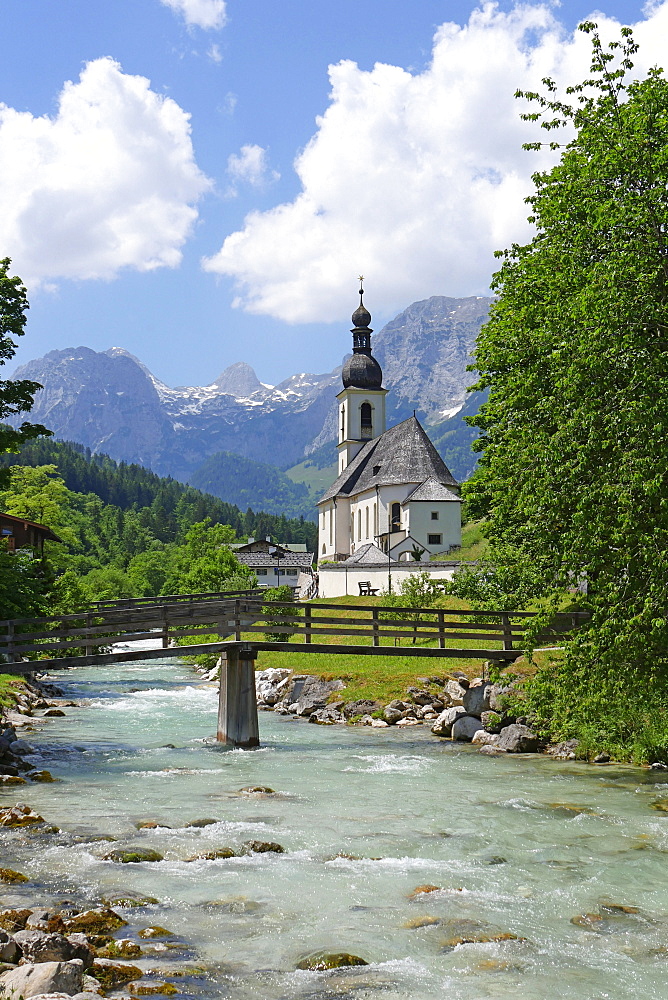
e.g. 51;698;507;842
0;512;63;556
232;537;314;591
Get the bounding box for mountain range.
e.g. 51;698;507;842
11;295;491;518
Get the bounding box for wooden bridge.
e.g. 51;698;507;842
0;592;587;749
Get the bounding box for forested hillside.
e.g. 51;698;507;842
0;436;316;549
189;450;315;520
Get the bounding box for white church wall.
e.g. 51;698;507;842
405;501;462;553
317;562;459;599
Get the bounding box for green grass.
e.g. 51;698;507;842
458;520;489;561
252;594;496;703
0;674;24;709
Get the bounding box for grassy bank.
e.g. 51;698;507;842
0;674;24;711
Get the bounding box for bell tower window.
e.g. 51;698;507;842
360;402;372;439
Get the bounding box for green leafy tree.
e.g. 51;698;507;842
465;23;668;759
0;258;50;485
262;585;301;641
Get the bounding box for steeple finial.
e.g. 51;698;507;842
342;278;383;389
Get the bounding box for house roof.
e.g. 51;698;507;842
236;552;314;568
318;416;458;504
343;542;395;564
0;511;63;543
402;477;462;504
231;540;308;553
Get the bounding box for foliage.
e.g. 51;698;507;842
379;572;443;643
262;585;301;641
0;543;49;620
0;259;50;486
464;23;668;760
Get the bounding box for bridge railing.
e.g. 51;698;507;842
0;594;589;669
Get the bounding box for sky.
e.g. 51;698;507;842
1;0;665;388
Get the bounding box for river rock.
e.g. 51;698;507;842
127;981;178;995
10;739;33;753
546;740;579;760
463;682;491;717
406;687;433;706
0;866;28;883
63;908;127;935
443;680;467;705
241;840;285;854
14;930;93;968
496;724;543;753
103;847;164;863
0;929;20;963
370;719;389;728
137;926;172;939
382;707;403;725
99;892;159;908
289;675;347;717
472;730;501;747
0;959;84;998
488;683;515;713
0;802;45;826
431;706;466;737
296;952;368;971
478;744;507;755
44;709;66;717
185;818;219;827
0;908;32;931
90;958;142;989
255;668;292;706
28;770;56;783
343;699;381;719
451;715;484;742
308;707;343;725
480;710;506;733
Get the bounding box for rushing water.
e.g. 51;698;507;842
2;658;668;999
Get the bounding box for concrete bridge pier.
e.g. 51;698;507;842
217;644;260;748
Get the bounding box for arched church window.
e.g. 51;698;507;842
391;502;401;532
365;506;369;538
360;402;372;438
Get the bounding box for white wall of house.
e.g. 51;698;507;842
254;566;302;587
318;562;458;598
404;500;462;553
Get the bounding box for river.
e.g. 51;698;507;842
2;657;668;999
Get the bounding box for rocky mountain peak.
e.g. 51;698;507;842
212;362;266;398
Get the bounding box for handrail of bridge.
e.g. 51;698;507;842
0;595;589;670
89;588;263;610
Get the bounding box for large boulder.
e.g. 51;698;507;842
14;929;93;966
496;724;543;753
431;706;466;737
406;687;433;706
382;707;403;725
0;959;84;998
451;715;484;742
488;683;515;713
471;730;501;747
343;699;381;719
255;668;292;706
0;928;19;963
462;682;491;717
288;675;346;716
443;680;467;706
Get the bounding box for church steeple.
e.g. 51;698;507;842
337;280;387;474
341;278;383;389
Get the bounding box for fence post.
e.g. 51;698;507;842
234;599;242;641
501;613;513;651
438;610;445;649
304;604;312;644
7;622;16;663
161;606;169;649
217;644;260;747
85;613;93;657
372;608;379;646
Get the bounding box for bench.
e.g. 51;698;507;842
358;581;379;596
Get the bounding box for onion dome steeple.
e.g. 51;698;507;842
342;278;383;389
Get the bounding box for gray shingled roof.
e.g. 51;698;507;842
402;476;462;504
236;552;314;568
318;416;458;504
343;542;396;564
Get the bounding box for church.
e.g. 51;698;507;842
317;284;462;565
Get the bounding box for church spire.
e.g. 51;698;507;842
342;279;383;389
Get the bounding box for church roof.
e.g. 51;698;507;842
402;477;462;504
343;542;395;564
318;416;458;504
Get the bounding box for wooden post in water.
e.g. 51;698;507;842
217;644;260;748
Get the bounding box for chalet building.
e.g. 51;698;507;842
232;537;314;589
0;512;63;556
317;285;462;565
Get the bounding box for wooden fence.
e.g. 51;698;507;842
0;594;589;673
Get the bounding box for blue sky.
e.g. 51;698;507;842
0;0;661;387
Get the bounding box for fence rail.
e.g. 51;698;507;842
0;592;589;673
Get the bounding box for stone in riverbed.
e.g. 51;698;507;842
0;958;84;998
0;908;32;931
28;770;56;783
100;892;159;908
0;867;28;883
63;908;127;935
407;884;441;899
184;818;219;827
138;927;173;939
451;715;484;742
472;731;501;747
185;847;236;861
96;939;142;958
241;840;285;854
0;802;44;826
44;709;66;717
382;707;402;725
0;775;27;784
431;706;466;737
90;958;142;989
479;744;508;755
238;786;275;794
496;724;543;753
103;847;164;863
14;929;94;968
127;982;178;995
0;929;20;964
296;952;368;971
463;681;491;716
402;916;441;928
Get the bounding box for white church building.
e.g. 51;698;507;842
316;285;462;596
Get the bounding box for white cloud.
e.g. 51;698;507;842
203;1;668;323
0;57;211;287
226;144;279;194
160;0;227;31
208;43;223;63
